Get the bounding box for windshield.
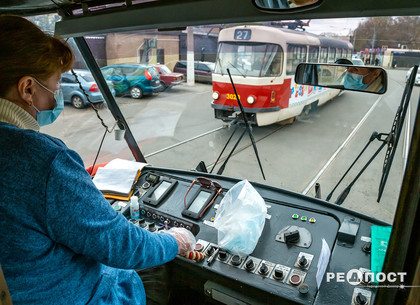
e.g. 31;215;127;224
215;42;283;77
159;65;172;74
79;72;95;82
33;15;420;225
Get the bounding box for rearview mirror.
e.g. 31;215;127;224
295;63;387;94
253;0;321;9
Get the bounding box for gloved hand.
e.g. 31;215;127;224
166;227;196;255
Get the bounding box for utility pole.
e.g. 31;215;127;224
187;26;195;86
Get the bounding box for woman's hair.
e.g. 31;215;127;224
0;16;74;96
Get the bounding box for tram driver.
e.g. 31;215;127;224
343;66;385;93
0;16;196;305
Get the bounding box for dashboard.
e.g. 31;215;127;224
111;166;387;305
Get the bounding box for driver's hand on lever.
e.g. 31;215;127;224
166;227;197;255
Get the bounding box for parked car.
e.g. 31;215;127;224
351;58;365;66
153;64;184;91
61;69;116;109
100;64;162;99
406;66;420;85
173;61;215;83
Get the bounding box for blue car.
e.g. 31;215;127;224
100;64;162;99
61;69;116;109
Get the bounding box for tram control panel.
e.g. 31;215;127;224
111;167;385;305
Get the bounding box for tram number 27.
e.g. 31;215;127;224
234;29;251;40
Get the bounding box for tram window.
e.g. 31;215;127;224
308;46;319;63
215;42;282;77
342;49;347;60
336;49;343;61
328;48;336;63
320;47;328;63
286;44;307;75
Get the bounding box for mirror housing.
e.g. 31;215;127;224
253;0;321;10
295;63;387;94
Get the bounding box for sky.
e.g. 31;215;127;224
304;18;366;36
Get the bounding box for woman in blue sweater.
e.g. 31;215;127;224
0;16;195;305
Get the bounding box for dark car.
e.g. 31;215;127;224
100;64;162;99
173;61;215;83
153;64;184;91
61;69;116;109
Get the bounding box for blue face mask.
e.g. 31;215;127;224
343;72;368;90
32;78;64;127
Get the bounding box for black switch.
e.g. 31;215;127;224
231;255;242;266
206;246;215;256
245;259;254;271
362;242;371;254
284;230;300;243
355;292;368;305
218;250;228;261
298;256;308;268
259;263;268;275
148;223;156;232
273;269;284;280
139;218;147;228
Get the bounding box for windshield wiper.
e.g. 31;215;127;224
229;62;246;78
326;65;418;205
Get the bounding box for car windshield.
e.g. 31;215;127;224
34;15;420;225
78;72;95;82
159;65;172;74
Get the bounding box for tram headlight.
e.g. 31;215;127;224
212;92;220;100
247;95;256;104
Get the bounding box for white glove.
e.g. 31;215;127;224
166;227;196;255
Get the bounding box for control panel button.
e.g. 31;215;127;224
289;274;302;286
273;269;284;280
245;259;255;271
148;223;156;232
309;218;316;223
206;246;215;256
301;216;307;221
298;256;308;268
139;218;147;228
258;263;269;275
292;214;299;220
354;292;368;305
298;283;309;295
230;255;242;266
218;250;228;261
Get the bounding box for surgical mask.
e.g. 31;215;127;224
32;78;64;126
343;72;368;90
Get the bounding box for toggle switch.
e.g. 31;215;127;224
298;256;308;268
148;223;156;232
218;250;228;261
273;269;284;280
354;292;368;305
284;230;300;243
139;218;147;228
258;263;269;275
245;259;255;271
230;255;242;266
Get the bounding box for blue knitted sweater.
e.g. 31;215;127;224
0;121;178;304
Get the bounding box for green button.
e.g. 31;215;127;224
292;214;299;219
301;216;307;221
113;204;121;211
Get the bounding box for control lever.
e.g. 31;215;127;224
284;230;300;243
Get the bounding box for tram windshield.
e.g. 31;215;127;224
215;42;283;77
25;15;419;225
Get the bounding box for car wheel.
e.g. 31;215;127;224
71;95;85;109
159;81;167;92
130;86;143;99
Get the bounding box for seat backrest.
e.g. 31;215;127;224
0;265;12;305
